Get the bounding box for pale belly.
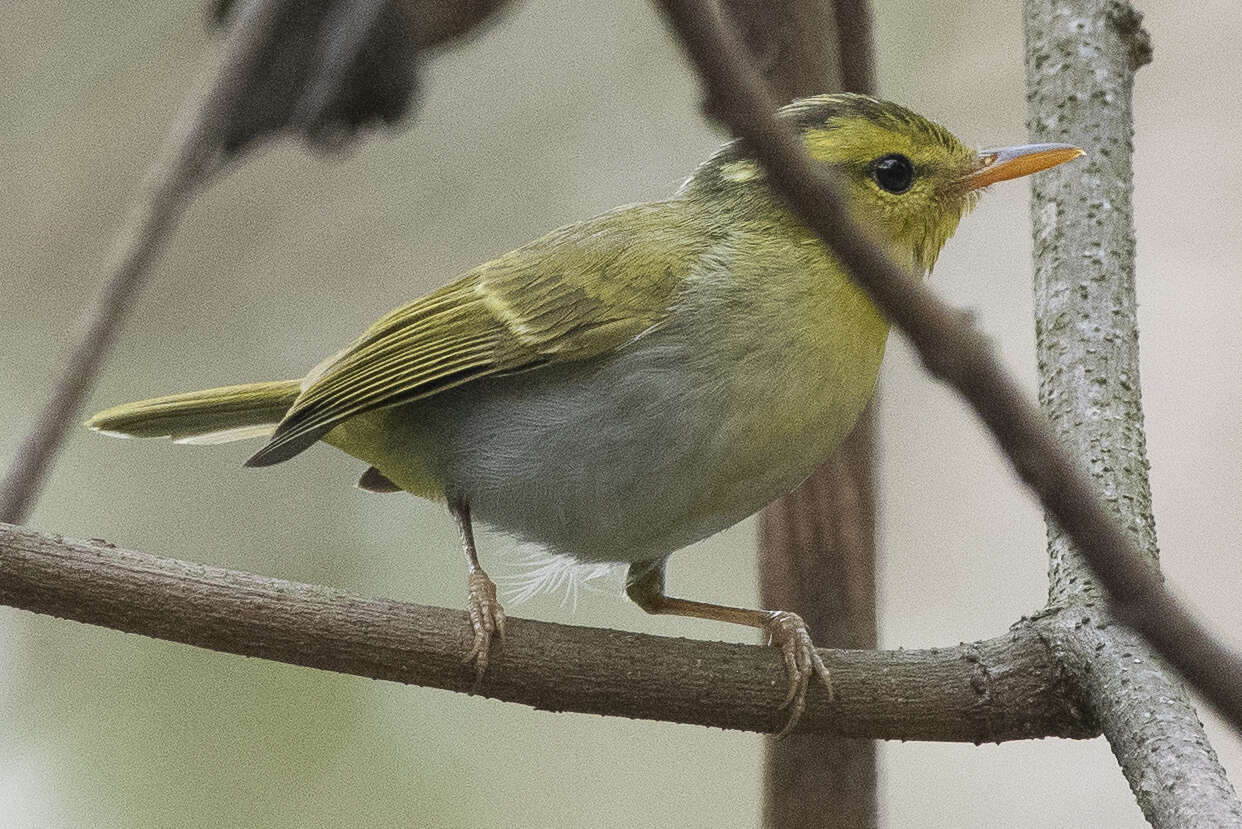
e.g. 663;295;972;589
358;313;887;565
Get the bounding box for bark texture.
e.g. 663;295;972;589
1027;1;1158;604
1025;2;1241;825
0;522;1093;741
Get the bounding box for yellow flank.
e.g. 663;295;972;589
321;408;445;499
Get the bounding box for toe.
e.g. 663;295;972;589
462;571;506;684
774;692;807;739
777;636;801;709
764;610;831;735
494;604;508;643
810;648;834;701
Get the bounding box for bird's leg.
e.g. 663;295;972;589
625;561;832;736
447;495;506;686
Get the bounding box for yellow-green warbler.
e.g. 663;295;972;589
88;94;1082;732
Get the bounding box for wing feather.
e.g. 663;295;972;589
247;203;699;466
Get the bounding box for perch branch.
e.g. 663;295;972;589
0;522;1092;741
652;0;1242;738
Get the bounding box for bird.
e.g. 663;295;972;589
87;93;1083;733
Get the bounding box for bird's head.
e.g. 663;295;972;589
684;93;1083;273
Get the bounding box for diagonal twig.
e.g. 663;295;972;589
0;1;286;524
651;0;1242;737
0;0;512;524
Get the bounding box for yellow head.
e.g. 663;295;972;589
684;93;1083;272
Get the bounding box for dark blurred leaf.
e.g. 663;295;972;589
209;0;514;155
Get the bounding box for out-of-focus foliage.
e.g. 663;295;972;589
206;0;514;154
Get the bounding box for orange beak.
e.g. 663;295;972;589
963;143;1085;190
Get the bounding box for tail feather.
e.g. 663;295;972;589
244;422;335;467
86;380;302;444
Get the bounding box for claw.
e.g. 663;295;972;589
764;610;833;737
464;570;506;689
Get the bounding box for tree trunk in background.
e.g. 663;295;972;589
759;415;877;828
723;2;879;827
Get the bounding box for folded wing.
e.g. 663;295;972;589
246;203;698;466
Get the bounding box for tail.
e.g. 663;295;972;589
86;380;303;445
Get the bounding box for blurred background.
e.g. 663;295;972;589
2;0;1240;826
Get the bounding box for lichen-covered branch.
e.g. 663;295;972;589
0;522;1092;741
1024;2;1241;825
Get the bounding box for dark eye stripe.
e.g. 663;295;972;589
872;154;915;194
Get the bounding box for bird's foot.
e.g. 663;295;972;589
764;610;833;737
464;569;507;688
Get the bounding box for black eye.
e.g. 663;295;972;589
872;154;915;194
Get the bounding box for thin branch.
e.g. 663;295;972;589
0;0;511;525
0;522;1092;741
0;2;283;524
651;0;1242;738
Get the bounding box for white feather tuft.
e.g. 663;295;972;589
498;543;624;611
